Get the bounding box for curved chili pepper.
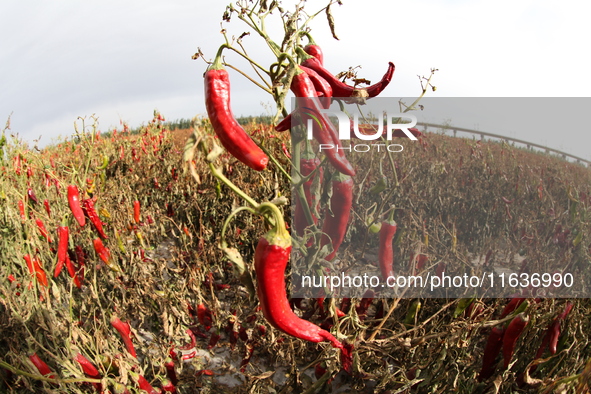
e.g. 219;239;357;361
64;254;81;288
499;297;526;319
27;187;39;204
302;56;395;98
93;238;111;265
43;199;51;217
130;372;160;394
378;209;397;280
74;353;102;392
24;255;48;287
111;316;137;358
290;68;355;176
254;204;346;354
546;302;573;355
29;353;57;379
54;226;69;277
35;219;51;243
502;313;529;369
320;172;354;261
300;65;332;108
83;198;108;239
204;56;268;171
478;326;505;381
67;185;86;227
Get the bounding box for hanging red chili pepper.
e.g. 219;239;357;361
320;172;354;261
74;353;102;392
54;226;69;277
111;316;137;358
93;238;111;265
29;353;58;380
289;67;355;176
18;200;26;221
74;245;86;285
204;50;268;171
35;219;52;243
300;65;332;108
536;302;573;359
24;255;48;288
67;185;86;227
502;313;529;369
27;187;39;204
499;297;526;319
478;326;505;381
304;43;324;65
254;203;351;372
43;199;51;217
378;209;397;280
83;198;108;239
64;254;81;288
197;303;213;331
302;55;395;98
133;200;141;224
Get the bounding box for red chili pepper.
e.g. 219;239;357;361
111;316;137;358
164;357;178;386
204;53;268;171
74;353;102;392
93;238;111;265
502;313;529;369
302;56;395;98
133;200;141;224
35;219;51;243
130;372;160;394
64;254;81;288
27;187;39;204
548;302;573;355
83;198;108;239
478;326;505;381
499;297;526;319
320;172;354;261
208;332;221;349
254;203;349;371
74;245;86;283
18;200;26;221
43;199;51;217
378;209;397;280
29;353;57;379
300;65;332;108
25;255;48;287
289;67;356;176
197;303;213;331
67;186;86;227
54;226;69;277
304;44;324;65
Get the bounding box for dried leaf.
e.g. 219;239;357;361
326;4;339;40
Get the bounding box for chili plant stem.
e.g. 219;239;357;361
207;162;259;209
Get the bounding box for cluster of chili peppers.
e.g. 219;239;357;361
202;31;402;376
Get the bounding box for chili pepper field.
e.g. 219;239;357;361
3;1;591;392
1;112;591;393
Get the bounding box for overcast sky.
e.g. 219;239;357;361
2;0;591;158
